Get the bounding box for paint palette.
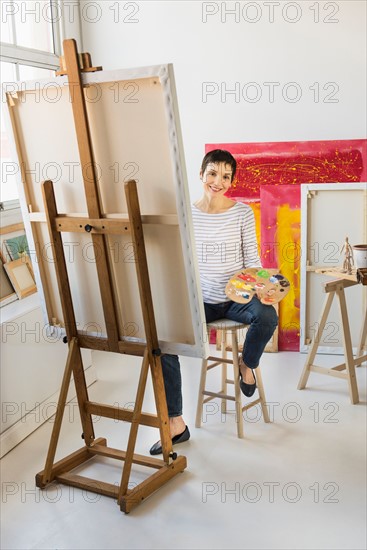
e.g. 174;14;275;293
225;268;290;305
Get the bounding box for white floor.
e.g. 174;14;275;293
1;350;366;550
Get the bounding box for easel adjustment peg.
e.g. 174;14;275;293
62;336;68;344
152;348;161;356
169;452;177;460
84;224;93;232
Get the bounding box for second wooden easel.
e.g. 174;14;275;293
298;270;367;404
35;39;186;513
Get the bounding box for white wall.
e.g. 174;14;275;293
1;303;68;433
79;0;366;201
0;297;96;456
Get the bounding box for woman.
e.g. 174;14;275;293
150;149;278;455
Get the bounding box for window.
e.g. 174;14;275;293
1;61;55;202
0;0;75;205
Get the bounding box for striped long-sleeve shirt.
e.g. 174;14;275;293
191;202;261;304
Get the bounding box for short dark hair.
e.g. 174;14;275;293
201;149;237;182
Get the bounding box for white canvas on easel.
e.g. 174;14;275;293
3;64;208;358
300;182;367;354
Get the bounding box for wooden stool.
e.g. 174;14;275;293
195;319;270;438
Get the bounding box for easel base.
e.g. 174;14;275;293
36;437;187;513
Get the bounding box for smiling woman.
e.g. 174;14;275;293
195;150;237;213
152;149;279;455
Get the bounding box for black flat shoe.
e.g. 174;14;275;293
149;426;190;456
239;370;257;398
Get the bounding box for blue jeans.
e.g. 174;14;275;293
161;297;278;417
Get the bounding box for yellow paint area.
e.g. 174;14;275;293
276;204;301;335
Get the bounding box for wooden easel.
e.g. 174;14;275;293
298;270;367;404
35;39;186;513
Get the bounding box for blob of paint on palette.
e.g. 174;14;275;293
225;268;290;305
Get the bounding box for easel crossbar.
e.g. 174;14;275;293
57;473;119;499
77;335;146;356
309;365;348;379
89;444;164;469
54;216;131;235
86;402;159;427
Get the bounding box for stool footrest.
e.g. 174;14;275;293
203;395;217;404
242;398;261;411
207;357;234;366
203;390;236;401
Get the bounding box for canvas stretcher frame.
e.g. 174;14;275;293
3;255;36;299
300;182;367;354
3;63;208;358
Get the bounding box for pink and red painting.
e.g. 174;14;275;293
205;139;367;350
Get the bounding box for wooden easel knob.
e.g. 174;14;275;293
56;51;102;76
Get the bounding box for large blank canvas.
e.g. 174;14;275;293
300;183;367;353
4;65;207;357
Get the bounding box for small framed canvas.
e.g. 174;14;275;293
3;256;37;299
0;254;18;306
4;234;30;261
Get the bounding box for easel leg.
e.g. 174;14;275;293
298;291;335;390
118;350;150;501
355;306;367;367
38;337;95;486
256;367;270;423
72;344;95;445
42;180;95;444
149;354;172;463
336;288;359;404
125;180;173;464
40;337;78;485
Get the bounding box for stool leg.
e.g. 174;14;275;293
195;357;208;428
255;366;270;423
221;329;227;414
232;330;244;438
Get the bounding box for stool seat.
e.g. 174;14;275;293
207;319;248;330
196;320;270;438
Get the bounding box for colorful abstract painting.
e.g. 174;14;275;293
205;139;367;350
